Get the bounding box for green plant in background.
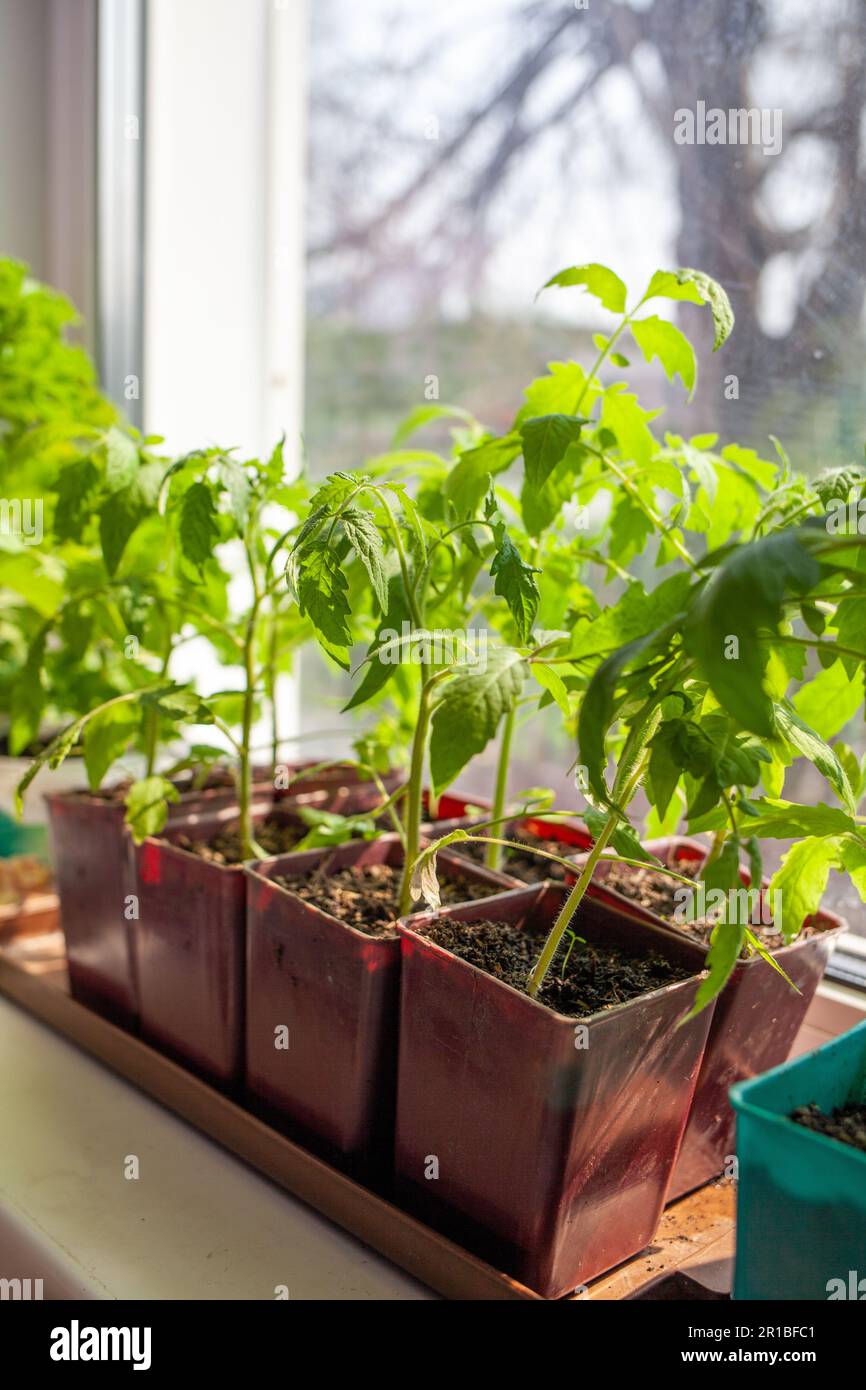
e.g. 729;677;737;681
14;440;319;860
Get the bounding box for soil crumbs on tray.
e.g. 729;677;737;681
420;916;692;1017
175;815;307;866
274;860;498;937
791;1101;866;1155
460;828;574;882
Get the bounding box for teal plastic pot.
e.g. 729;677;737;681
731;1019;866;1301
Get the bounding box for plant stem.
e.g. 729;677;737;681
525;746;652;998
486;704;515;871
266;611;280;779
398;673;447;916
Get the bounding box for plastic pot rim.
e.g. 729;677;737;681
730;1021;866;1171
397;880;710;1030
246;832;516;946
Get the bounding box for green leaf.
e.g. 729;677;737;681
101;427;139;493
700;837;742;897
141;684;214;724
838;834;866;901
392;404;473;445
99;460;164;575
584;809;659;865
645;268;734;350
570;573;691;661
83;704;138;789
294;539;351;669
792;659;863;740
600;387;658;468
124;776;180;845
343;573;410;711
218;458;252;531
54;459;99;542
341;506;388;611
684;921;747;1018
630;316;697;396
446;435;520;517
519;414;584;492
769;836;837;943
532;662;570;716
430;647;525;794
578;630;662;805
684;530;823;736
490;533;540;643
834;596;866;677
648;722;683;819
732;799;856;839
538;263;628;314
773;701;856;813
179;481;220;570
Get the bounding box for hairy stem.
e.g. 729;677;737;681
486;704;516;871
525;743;653;998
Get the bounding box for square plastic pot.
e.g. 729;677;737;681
394;882;713;1298
133;804;309;1089
731;1019;866;1300
575;836;847;1199
244;833;514;1180
46;791;139;1029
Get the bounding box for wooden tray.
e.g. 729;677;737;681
0;914;735;1301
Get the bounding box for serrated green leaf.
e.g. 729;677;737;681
519;414;584;492
392;404;473;445
490;533;540;643
343;573;411;711
645;268;734;351
684;530;823;736
179;480;220;570
341;506;388;611
124;776;180;844
294;539;351;669
792;658;863;740
101;427;139;493
838;834;866;901
83;704;138;789
430;647;525;793
769;836;838;943
630;316;697;396
532;662;570;716
539;263;627;314
684;920;747;1018
773;700;856;812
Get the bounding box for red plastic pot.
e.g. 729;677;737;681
46;792;139;1028
244;834;514;1179
394;882;713;1297
419;790;490;834
575;836;849;1199
132;804;309;1088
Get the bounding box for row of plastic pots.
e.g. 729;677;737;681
47;782;844;1299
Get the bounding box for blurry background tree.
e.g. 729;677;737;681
305;0;866;470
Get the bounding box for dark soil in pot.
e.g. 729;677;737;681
276;858;501;936
394;882;713;1297
420;915;693;1016
173;813;311;866
601;858;820;951
585;838;849;1202
791;1100;866;1154
244;834;515;1179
